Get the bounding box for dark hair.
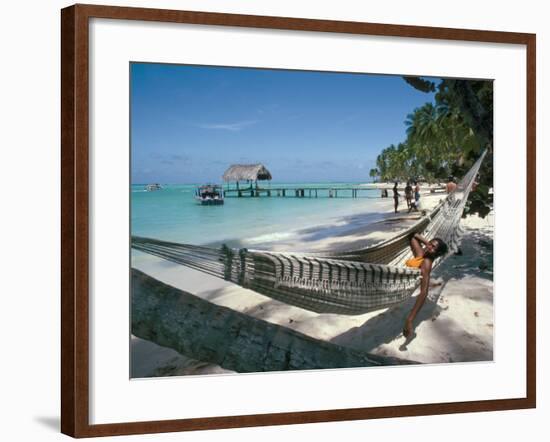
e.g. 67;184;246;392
432;238;448;258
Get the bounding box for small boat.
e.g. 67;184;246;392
195;184;224;205
146;183;163;192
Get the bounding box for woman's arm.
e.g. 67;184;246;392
413;233;430;246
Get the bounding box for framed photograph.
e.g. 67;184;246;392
61;3;536;438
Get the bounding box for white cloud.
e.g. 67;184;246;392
196;120;258;132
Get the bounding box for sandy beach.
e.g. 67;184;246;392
131;192;494;377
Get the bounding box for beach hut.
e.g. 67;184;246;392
222;163;272;192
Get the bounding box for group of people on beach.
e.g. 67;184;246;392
389;175;461;214
392;180;420;213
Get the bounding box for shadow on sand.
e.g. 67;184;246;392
330;284;446;353
203;209;422;252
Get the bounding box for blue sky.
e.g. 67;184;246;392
131;63;438;184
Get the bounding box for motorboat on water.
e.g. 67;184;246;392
194;184;224;205
146;183;163;192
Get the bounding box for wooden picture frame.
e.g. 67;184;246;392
61;3;536;438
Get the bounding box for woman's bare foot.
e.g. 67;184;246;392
403;319;414;338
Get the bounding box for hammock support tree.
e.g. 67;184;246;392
132;268;416;372
132;151;487;315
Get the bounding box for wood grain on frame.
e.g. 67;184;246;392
61;3;536;438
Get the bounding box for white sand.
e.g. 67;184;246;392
131;194;493;377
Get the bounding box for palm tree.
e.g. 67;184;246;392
373;76;492;216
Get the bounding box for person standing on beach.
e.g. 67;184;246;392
446;176;457;193
472;173;480;192
414;181;420;206
392;182;400;213
403;233;448;338
405;181;413;209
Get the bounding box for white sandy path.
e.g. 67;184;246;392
131;197;494;377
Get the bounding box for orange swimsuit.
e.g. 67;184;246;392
405;256;424;268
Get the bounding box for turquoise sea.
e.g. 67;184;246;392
131;183;385;248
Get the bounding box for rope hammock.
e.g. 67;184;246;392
132;151;487;315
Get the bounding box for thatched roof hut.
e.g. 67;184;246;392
222;164;272;182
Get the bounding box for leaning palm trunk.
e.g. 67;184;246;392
132;151;487;315
132;268;416;371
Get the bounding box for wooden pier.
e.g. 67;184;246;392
223;185;447;198
224;185;376;198
220;163;446;200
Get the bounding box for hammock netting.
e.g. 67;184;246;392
132;151;487;315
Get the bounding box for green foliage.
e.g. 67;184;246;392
464;186;492;218
403;76;436;93
374;77;493;217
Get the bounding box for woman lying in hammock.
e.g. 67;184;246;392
403;233;448;338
